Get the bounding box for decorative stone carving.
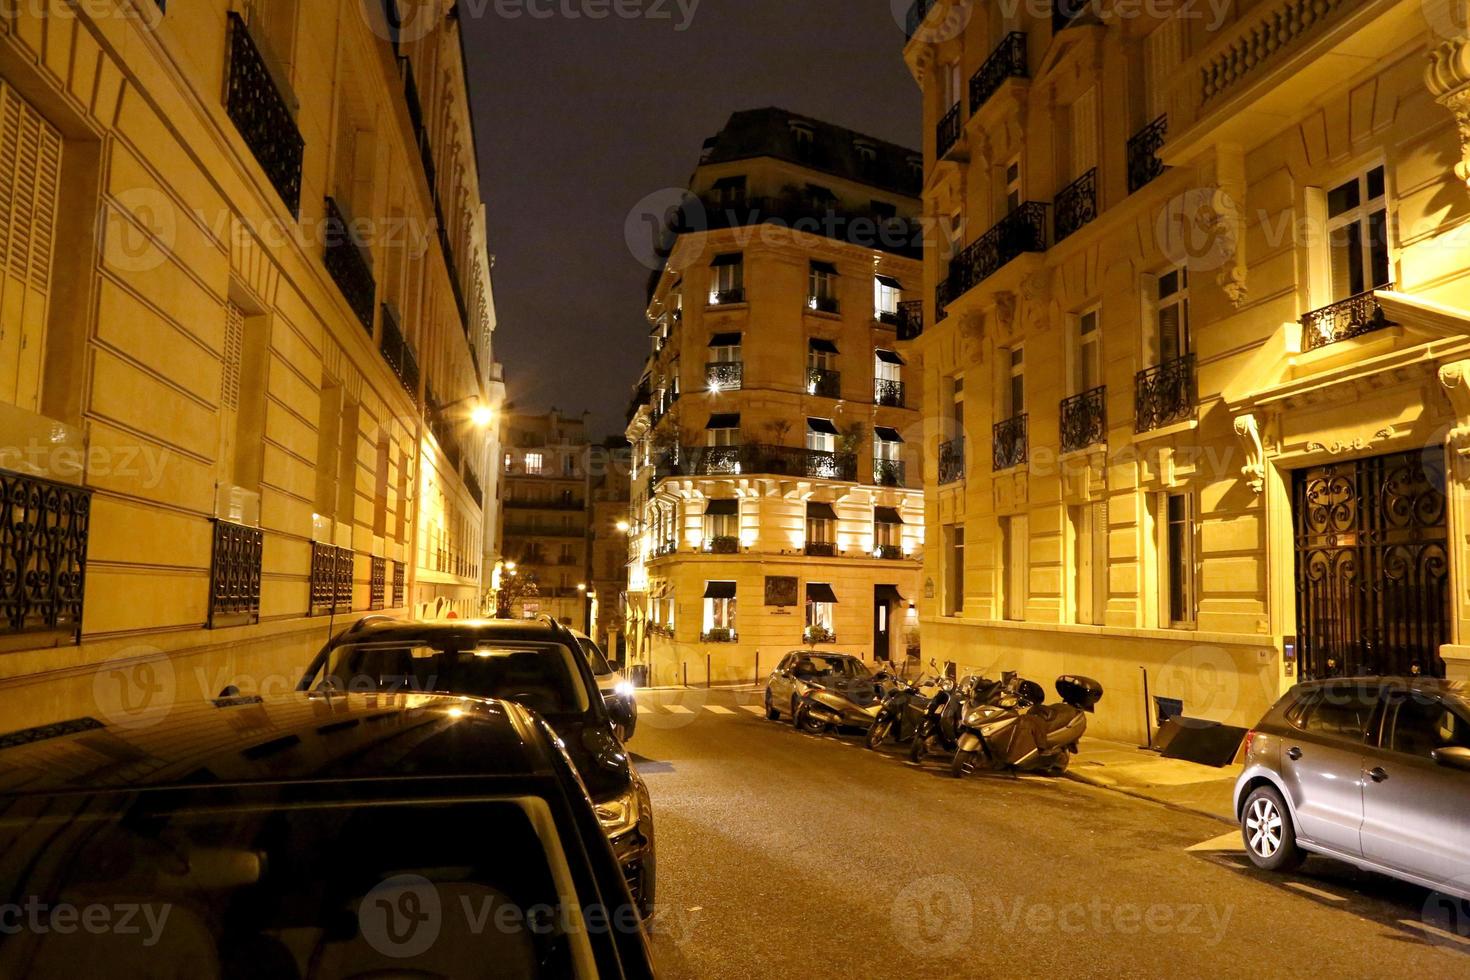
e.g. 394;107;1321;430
1233;413;1266;494
1439;358;1470;454
1021;270;1053;333
1427;37;1470;188
958;311;986;363
1305;427;1398;457
993;291;1017;340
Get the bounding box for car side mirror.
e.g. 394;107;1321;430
1432;746;1470;772
604;694;634;727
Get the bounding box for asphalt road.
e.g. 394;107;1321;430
627;687;1470;979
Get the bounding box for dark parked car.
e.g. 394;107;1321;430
1235;677;1470;899
299;617;655;916
0;692;656;978
570;627;638;742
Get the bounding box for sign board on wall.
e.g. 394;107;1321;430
765;576;798;607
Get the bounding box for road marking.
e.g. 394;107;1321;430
705;705;734;715
1285;882;1347;903
1186;832;1244;853
1400;919;1470;947
739;705;764;715
662;705;694;715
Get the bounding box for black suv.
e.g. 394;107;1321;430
0;693;656;978
299;617;655;916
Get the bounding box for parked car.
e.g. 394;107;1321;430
1235;677;1470;900
570;627;638;742
764;651;877;724
0;692;656;978
299;616;655;916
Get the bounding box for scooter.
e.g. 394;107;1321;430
951;675;1104;778
908;674;1003;763
792;667;893;735
865;671;937;750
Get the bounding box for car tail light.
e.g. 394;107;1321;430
1242;729;1257;758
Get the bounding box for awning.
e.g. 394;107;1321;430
708;332;742;347
711;252;742;267
875;349;905;365
705;499;739;516
806;501;838;521
808;338;839;355
874;506;903;525
806;582;838;604
810;260;838;276
874;426;903;443
706;413;741;429
807;417;839;436
875;275;902;290
712;176;746;189
704;581;737;600
875;584;906;604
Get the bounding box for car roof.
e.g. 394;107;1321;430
332;616;578;648
0;692;559;798
790;650;863;660
1290;676;1470;704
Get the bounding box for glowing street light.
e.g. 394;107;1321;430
615;520;631;533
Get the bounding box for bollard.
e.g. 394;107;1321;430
706;654;711;689
754;651;760;687
682;661;687;688
1140;666;1153;750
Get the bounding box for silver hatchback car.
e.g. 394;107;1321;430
1234;678;1470;899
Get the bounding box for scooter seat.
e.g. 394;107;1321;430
1033;703;1085;749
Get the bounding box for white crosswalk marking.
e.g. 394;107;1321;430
1400;920;1470;947
1286;882;1347;903
663;705;694;715
739;705;765;715
705;705;734;715
1186;832;1244;853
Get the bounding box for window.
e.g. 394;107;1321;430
1153;267;1190;365
1163;493;1196;627
805;582;837;637
710;253;744;303
1293;686;1379;741
871;200;898;221
1385;695;1470;758
874;427;903;462
1068;502;1108;626
943;524;965;616
1326;166;1390;302
943;60;962;108
876;349;903;385
1004;346;1025;417
669;358;681;399
809;261;839;312
1069;87;1098;181
503;452;513;473
525;452;544;475
703;581;737;638
562;455;576;476
806;502;835;548
874;276;902;320
806;417;837;454
1005;156;1023;213
1142;22;1181;122
791;122;815;156
712;175;746;208
1001;515;1027;621
706;413;740;447
804;184;837;208
874;507;903;553
1072;308;1101;394
704;499;739;549
709;333;742;367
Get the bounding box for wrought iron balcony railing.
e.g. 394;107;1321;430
875;379;906;407
706;361;744;390
392;560;406;607
808;296;841;315
379;303;419;402
0;469;90;640
804;541;837;558
1300;287;1395;351
310;542;354;617
425;391;464;473
704;536;741;554
1060;386;1107;454
370;556;387;611
464;467;483;509
945;202;1049;306
936;102;962;159
971;32;1028;113
874;458;907;488
938;437;965;485
208;519;262;628
225;12;304;216
807;368;841;399
1127;115;1169;193
897;300;924;340
662;445;859;482
993;414;1029;471
1134;354;1197;433
701;628;738;643
712;288;746;305
324;197;377;333
1054;169;1098;243
875;544;906;561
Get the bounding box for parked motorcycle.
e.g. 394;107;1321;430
951;675;1104;778
791;665;894;735
865;671;938;750
908;674;1003;763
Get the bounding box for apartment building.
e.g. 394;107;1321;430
623;108;926;687
902;0;1470;741
0;1;503;728
588;437;633;657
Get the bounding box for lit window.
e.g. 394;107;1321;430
1155;268;1190;365
525;453;544;475
710;253;744;304
874;276;901;321
809;261;839;313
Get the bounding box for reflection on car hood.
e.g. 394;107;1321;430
809;680;879;708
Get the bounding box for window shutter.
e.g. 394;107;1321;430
1143;23;1181;121
1070;88;1097;180
0;81;62;412
222;302;245;412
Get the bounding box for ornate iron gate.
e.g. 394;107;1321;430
1293;449;1450;680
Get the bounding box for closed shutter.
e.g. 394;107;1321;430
1070;87;1097;180
1143;23;1181;121
217;302;246;488
0;81;62;412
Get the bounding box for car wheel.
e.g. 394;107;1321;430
1242;785;1305;872
764;690;780;721
794;702;826;735
865;717;892;750
951;749;978;779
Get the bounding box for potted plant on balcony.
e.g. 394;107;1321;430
702;627;735;643
803;625;836;645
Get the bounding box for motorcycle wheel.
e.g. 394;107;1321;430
794;703;826;735
951;749;978;779
1046;752;1071;775
908;735;924;764
865;717;893;750
764;690;780;721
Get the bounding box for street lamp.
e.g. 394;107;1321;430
615;520;630;533
437;395;496;428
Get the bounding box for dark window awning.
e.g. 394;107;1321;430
712;175;746;189
810;260;838;276
708;332;742;347
807;417;839;436
874;426;903;443
705;499;739;516
809;337;839;355
711;252;743;267
704;581;737;600
875;274;902;289
875;348;905;365
807;582;838;604
706;413;741;429
807;501;838;521
875;584;906;604
874;506;903;525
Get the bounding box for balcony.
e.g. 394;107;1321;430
897;300;924;341
876;309;900;327
1127;115;1169;193
808;296;841;315
663;445;859;482
970;32;1028;114
993;415;1028;471
701;628;738;643
875;379;906;408
1300;287;1395;351
874;458;906;488
225;12;304;216
310;542;353;617
0;469;90;641
208;520;263;629
938;437;965;485
323;197;377;333
1060;386;1107;454
711;288;746;305
505;498;585;511
804;542;837;558
379;303;419;402
1135;354;1197;433
1054;169;1098;243
945;202;1049;308
807;368;841;399
936;102;962;159
704;536;741;555
706;361;744;391
875;544;906;561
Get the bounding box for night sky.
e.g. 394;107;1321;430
460;1;921;439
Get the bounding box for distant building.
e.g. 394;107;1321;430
588;438;633;657
624;107;926;687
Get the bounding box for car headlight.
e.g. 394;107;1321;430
614;680;635;698
594;786;641;839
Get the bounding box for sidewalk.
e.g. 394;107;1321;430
1065;737;1241;825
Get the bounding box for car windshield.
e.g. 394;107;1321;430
321;640;592;717
0;794;582;978
576;636;615;677
794;656;869;680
